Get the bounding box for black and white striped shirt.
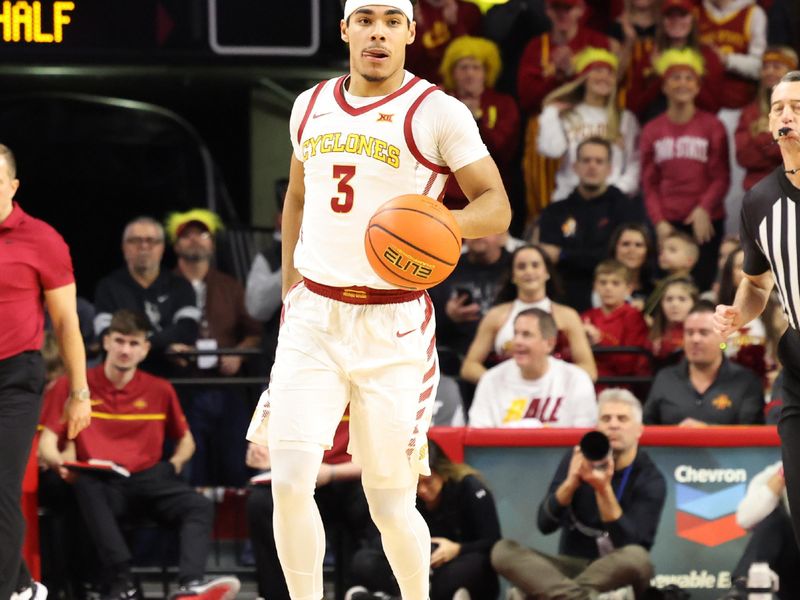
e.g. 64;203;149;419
741;167;800;331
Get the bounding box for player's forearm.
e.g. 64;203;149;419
453;189;511;239
733;277;772;326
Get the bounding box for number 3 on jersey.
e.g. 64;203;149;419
332;165;355;213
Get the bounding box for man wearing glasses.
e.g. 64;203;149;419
93;216;199;376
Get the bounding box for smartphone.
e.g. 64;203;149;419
454;286;474;304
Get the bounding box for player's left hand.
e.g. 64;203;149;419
684;206;714;244
63;396;91;439
430;537;461;567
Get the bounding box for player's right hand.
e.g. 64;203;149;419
713;304;741;339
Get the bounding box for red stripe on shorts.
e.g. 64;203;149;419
419;385;433;403
426;336;436;361
421;293;433;334
422;361;436;383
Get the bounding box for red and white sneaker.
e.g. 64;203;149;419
169;576;240;600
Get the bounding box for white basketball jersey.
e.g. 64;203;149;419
290;71;486;289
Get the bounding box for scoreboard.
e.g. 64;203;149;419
0;0;321;60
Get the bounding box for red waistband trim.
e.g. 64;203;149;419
304;279;423;305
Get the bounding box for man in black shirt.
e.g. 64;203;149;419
94;216;199;375
429;232;512;371
646;301;765;426
492;388;666;599
537;137;647;312
715;70;800;544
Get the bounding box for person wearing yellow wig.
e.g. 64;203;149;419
166;208;262;486
536;46;642;204
640;48;730;291
439;35;521;211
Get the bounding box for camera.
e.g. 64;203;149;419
580;431;610;471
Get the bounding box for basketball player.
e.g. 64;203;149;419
0;143;91;599
714;70;800;543
246;2;511;599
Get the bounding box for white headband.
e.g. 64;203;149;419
343;0;414;23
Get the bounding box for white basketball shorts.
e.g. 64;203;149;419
247;280;440;489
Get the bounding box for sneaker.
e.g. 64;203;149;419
345;587;371;600
11;582;48;600
101;579;139;600
506;589;526;600
102;587;138;600
716;577;747;600
596;587;635;600
453;589;470;600
169;576;241;600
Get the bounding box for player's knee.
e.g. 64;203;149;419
271;473;315;506
366;498;408;533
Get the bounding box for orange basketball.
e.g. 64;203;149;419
365;194;462;290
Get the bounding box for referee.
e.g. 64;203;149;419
0;144;91;599
714;71;800;542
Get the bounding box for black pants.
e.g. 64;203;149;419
731;507;800;600
245;478;371;600
182;387;250;487
38;468;99;595
350;544;499;600
0;352;44;600
777;329;800;551
71;461;214;584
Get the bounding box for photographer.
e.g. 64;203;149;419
492;388;666;599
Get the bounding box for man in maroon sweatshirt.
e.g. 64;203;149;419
640;48;730;291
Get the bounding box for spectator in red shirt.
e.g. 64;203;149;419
38;310;240;600
0;143;90;600
582;259;651;388
439;35;521;210
516;0;616;115
405;0;483;84
640;48;730;291
735;46;799;190
649;277;698;365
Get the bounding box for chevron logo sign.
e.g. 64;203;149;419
674;465;748;547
